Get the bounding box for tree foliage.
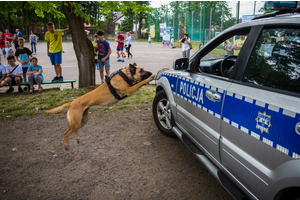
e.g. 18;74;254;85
119;1;152;38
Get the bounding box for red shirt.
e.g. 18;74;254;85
117;34;124;46
4;33;12;42
0;36;5;48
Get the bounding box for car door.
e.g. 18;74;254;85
220;27;300;198
173;44;236;162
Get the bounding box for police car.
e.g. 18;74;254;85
152;2;300;200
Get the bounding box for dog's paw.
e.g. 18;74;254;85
65;146;69;151
147;74;155;82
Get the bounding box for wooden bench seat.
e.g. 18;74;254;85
21;79;76;89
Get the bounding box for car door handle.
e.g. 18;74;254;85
205;90;221;102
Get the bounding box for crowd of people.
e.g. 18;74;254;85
1;25;191;94
0;25;138;93
0;28;42;94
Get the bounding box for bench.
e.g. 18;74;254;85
21;79;77;89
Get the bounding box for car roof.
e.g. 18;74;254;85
224;13;300;33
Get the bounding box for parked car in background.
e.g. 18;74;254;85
153;2;300;200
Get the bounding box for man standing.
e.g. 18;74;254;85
4;29;12;43
45;22;69;82
16;29;23;38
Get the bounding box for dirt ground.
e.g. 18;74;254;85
0;105;233;200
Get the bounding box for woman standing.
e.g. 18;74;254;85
179;33;191;58
30;31;38;55
125;32;133;59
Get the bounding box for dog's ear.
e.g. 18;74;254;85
133;63;137;66
129;63;137;75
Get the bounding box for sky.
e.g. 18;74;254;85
150;1;266;18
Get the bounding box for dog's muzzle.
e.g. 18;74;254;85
141;72;152;80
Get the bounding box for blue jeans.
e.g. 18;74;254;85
2;48;5;56
31;42;36;53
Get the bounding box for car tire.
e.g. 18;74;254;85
152;90;177;138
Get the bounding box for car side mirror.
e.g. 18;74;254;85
173;58;189;70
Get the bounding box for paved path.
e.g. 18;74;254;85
1;41;197;92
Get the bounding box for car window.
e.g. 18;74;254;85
202;35;247;61
199;34;248;77
243;28;300;94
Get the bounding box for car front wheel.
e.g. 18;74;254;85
152;90;177;138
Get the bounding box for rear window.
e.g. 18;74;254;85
243;28;300;94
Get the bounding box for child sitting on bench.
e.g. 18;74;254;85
0;55;23;93
26;57;44;94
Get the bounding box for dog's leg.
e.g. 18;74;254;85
73;108;90;145
64;108;85;150
63;127;73;151
80;108;89;128
74;130;80;144
124;75;155;96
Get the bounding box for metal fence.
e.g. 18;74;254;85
148;7;225;45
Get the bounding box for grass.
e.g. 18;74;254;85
0;84;156;120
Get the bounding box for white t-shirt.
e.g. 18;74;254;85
182;38;190;51
0;63;6;77
5;64;23;76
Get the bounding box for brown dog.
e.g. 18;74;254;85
44;63;154;150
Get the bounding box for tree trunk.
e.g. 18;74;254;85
137;16;142;39
62;2;95;88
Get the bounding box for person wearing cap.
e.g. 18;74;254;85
4;29;12;43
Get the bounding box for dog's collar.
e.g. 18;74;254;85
118;70;133;86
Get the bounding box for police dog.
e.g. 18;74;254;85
45;63;154;150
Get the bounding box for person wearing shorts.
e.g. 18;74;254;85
92;34;101;80
0;55;23;93
115;32;125;59
45;22;69;82
96;30;111;84
15;37;33;91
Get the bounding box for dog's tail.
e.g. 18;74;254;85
44;102;71;114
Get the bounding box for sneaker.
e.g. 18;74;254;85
6;87;14;93
59;76;64;82
101;80;104;84
23;86;28;91
52;76;59;82
131;55;133;58
18;87;23;93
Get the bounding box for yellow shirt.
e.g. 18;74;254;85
45;30;64;53
233;38;246;56
92;41;98;60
